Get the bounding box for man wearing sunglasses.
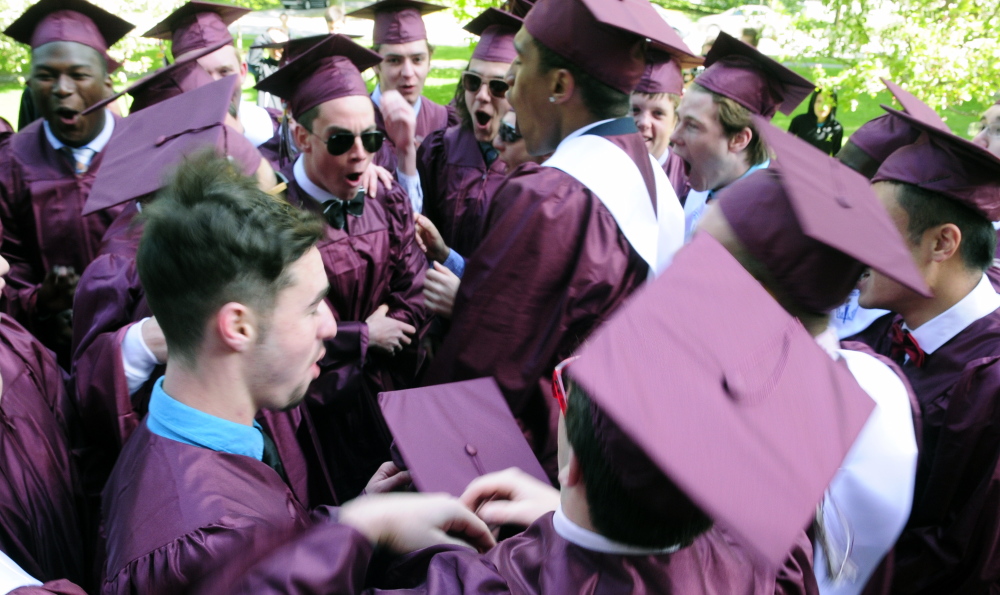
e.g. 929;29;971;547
257;35;430;501
423;0;691;478
417;8;519;263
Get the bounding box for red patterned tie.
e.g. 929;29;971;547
889;321;925;367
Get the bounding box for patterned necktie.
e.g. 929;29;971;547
60;146;94;176
889;320;925;367
322;191;365;230
479;141;499;167
261;431;288;483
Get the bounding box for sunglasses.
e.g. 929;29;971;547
312;129;385;156
498;121;522;144
551;355;581;415
462;71;509;100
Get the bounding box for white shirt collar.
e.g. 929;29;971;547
907;274;1000;354
657;147;672;166
293;155;342;204
552;119;618;155
371;85;422;117
551;504;681;556
44;109;115;159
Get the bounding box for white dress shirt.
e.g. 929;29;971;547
552;505;680;556
907;273;1000;354
43;109;115;168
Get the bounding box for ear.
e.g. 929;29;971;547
550;68;575;105
239;60;249;80
558;446;584;489
215;302;259;353
727;126;753;154
292;119;311;154
929;223;962;263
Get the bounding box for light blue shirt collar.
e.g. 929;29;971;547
371;85;422;117
146;377;264;460
43;109;115;159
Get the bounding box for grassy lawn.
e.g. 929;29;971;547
1;44;984;142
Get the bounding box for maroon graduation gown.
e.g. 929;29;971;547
196;513;818;595
851;310;1000;593
100;422;329;595
70;202;337;509
417;124;509;258
373;95;459;146
0;315;89;588
661;149;689;206
423;127;654;476
283;168;429;499
255;106;284;169
0;115;126;335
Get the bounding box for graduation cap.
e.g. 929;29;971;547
694;32;813;119
633;48;698;96
378;377;550;497
251;34;359;66
347;0;446;45
713;116;931;313
4;0;134;71
873;107;1000;220
839;79;947;179
464;8;522;64
524;0;701;94
256;34;382;120
81;38;228;116
83;75;260;215
566;232;875;567
143;1;250;59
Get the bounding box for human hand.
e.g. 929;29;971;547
365;304;416;355
37;266;79;314
380;90;417;152
340;492;497;554
423;262;460;319
361;163;393;198
141;317;168;364
413;214;449;263
364;461;412;494
460;467;560;528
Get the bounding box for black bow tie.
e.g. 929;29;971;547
322;191;365;230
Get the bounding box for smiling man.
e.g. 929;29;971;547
257;35;429;501
0;0;133;362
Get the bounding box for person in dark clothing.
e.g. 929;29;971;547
788;88;843;155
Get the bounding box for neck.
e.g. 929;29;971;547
556;107;610;150
903;268;982;329
160;356;258;427
705;158;751;193
560;484;596;532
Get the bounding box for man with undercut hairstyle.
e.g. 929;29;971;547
670;32;812;239
0;0;134;363
851;107;1000;594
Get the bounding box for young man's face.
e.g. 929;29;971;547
973;104;1000;159
506;28;557;157
29;41;112;147
856;182;926;312
294;95;378;200
375;40;432;105
670;87;737;192
248;246;336;411
464;58;511;143
196;44;247;83
631;92;678;161
493;111;532;169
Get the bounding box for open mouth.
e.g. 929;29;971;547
345;172;363;184
475;111;492;127
55;107;79;126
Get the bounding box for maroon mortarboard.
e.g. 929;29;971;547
839;79;947;179
694;32;812;119
347;0;446;45
874;107;1000;220
4;0;134;70
503;0;535;18
378;377;550;497
464;8;521;64
633;48;697;95
256;34;382;120
525;0;701;94
143;1;250;59
715;117;930;312
567;232;875;567
81;38;228;116
84;75;260;215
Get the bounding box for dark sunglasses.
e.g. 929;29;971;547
498;121;522;143
462;71;509;99
551;355;581;415
319;130;385;156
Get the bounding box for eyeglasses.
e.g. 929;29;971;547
551;355;581;415
308;127;385;156
462;71;509;100
498;121;522;144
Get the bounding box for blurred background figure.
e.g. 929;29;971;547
740;27;759;47
247;26;288;109
325;4;346;33
973;100;1000;158
788;87;843;156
